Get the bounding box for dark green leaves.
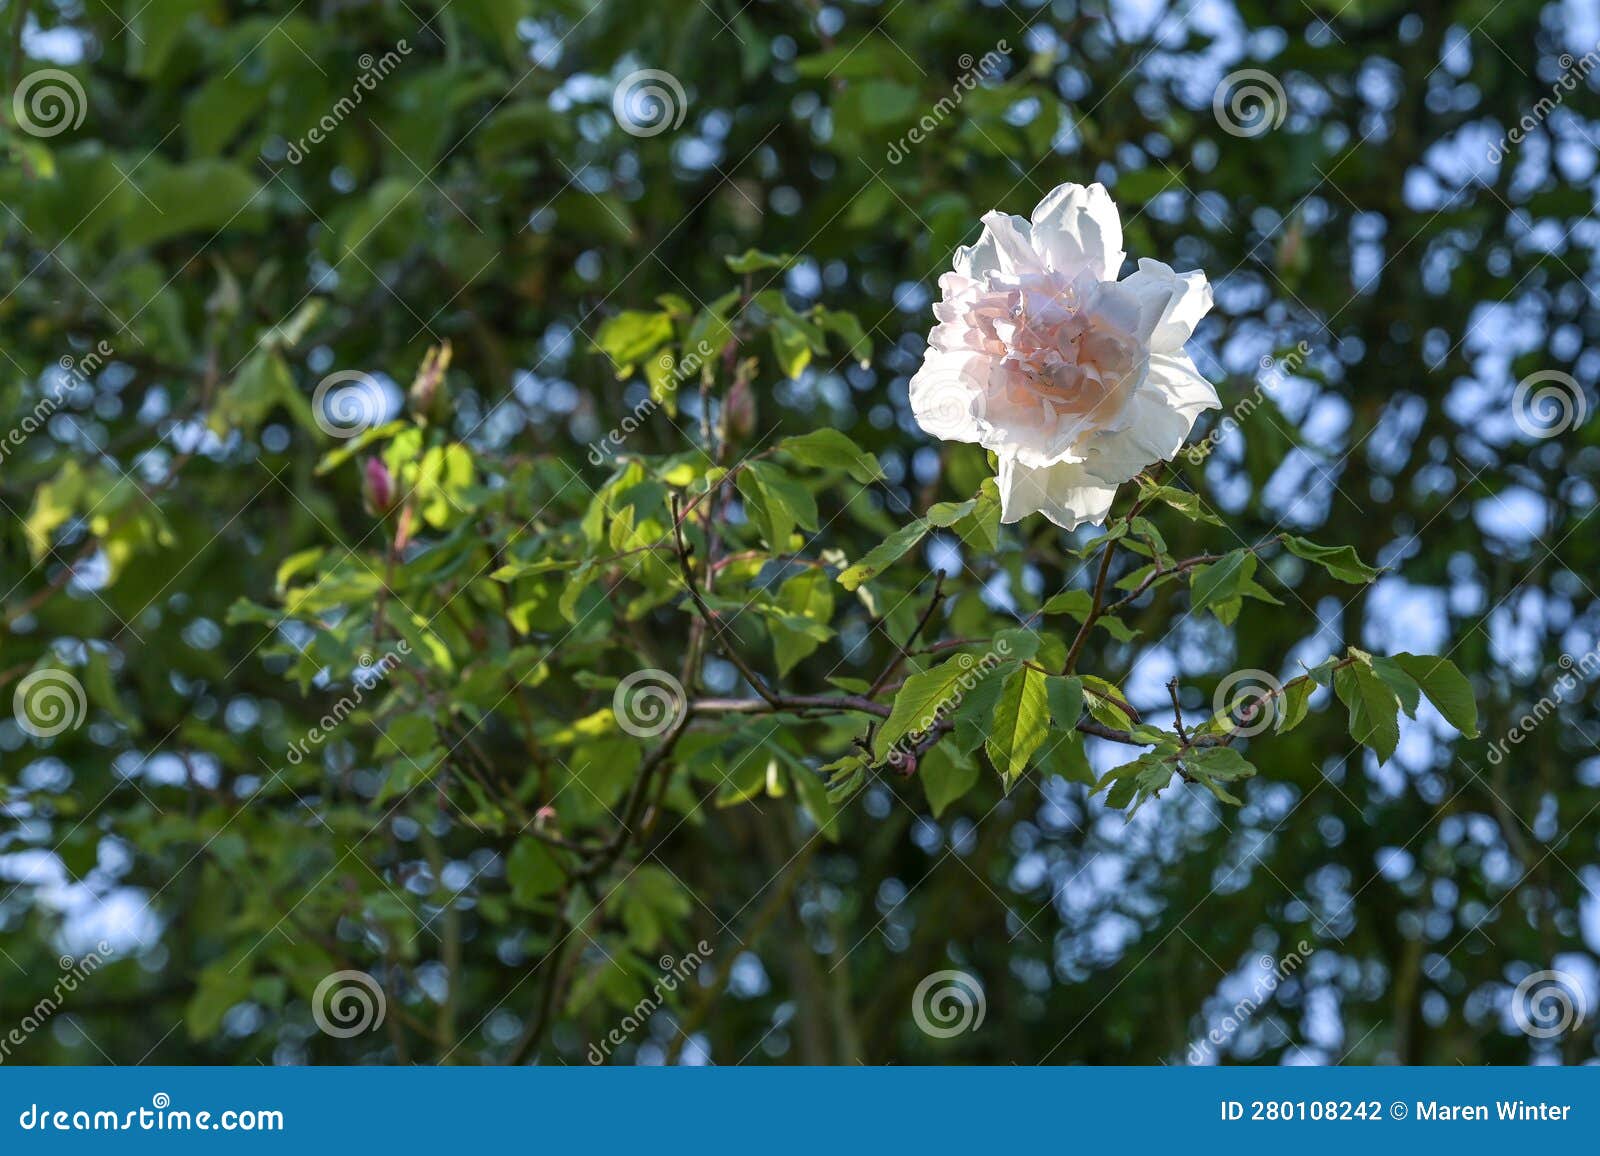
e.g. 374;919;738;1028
737;462;818;550
1389;652;1479;738
1189;550;1280;624
1334;658;1402;762
922;747;979;817
1279;534;1382;584
1332;649;1477;762
1183;746;1257;805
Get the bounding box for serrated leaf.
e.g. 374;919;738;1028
986;664;1049;783
1136;481;1223;525
875;655;981;757
1183;745;1256;805
1391;653;1478;738
1334;661;1401;762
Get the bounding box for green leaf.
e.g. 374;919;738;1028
922;746;980;818
837;520;929;590
121;160;268;249
1370;654;1422;717
1095;748;1179;814
725;248;794;273
1190;550;1257;623
770;318;813;378
1275;676;1317;734
949;663;1010;755
738;462;817;550
593;309;674;373
815;307;873;367
1183;745;1257;805
875;657;972;757
777;429;884;484
1136;481;1223;525
507;838;566;907
770;568;835;675
1044;675;1084;731
985;664;1049;784
1081;675;1134;730
1391;653;1479;738
1040;589;1093;617
1334;660;1401;762
1279;534;1381;584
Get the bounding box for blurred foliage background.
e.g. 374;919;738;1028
2;0;1599;1065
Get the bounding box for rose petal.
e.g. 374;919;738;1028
1028;182;1126;282
997;453;1119;529
1146;351;1222;416
910;351;989;444
954;212;1041;278
1118;258;1213;352
1079;375;1218;484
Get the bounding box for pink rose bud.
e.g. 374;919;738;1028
363;456;395;514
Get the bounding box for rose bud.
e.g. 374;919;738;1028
363;456;395;515
408;341;452;425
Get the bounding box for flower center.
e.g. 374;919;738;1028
997;286;1137;427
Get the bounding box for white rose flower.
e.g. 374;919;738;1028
910;181;1219;529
